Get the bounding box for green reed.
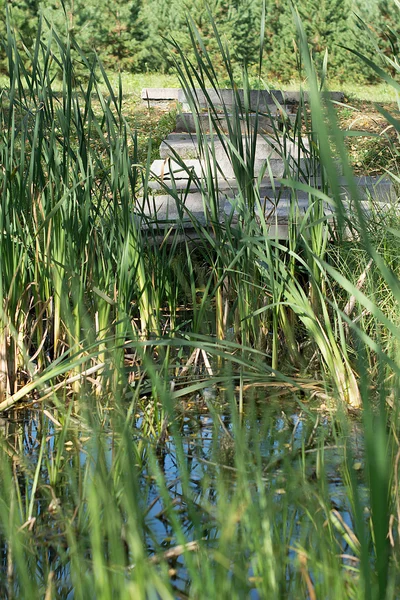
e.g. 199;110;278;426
0;8;390;411
0;4;399;599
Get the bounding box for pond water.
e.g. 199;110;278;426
0;395;367;598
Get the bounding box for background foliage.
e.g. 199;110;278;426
0;0;399;82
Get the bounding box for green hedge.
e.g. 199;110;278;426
0;0;398;82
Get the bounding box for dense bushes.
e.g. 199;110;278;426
0;0;399;81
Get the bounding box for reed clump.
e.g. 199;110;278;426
0;9;398;411
0;4;399;598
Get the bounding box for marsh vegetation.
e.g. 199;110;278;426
0;7;400;599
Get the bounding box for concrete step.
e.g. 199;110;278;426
151;155;315;182
148;179;320;200
177;89;344;111
156;134;313;181
337;176;396;202
151;158;305;182
174;111;297;134
141;88;180;101
178;88;284;112
148;173;396;203
150;159;204;180
142;87;344;106
136;192;394;240
138;193;328;228
140;88;344;118
138;193;218;225
160;133;310;161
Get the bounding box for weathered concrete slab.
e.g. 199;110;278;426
139;192;222;223
148;173;396;204
148;177;315;198
160;133;310;161
178;88;344;111
141;194;392;220
138;193;321;226
150;159;204;180
157;134;312;181
337;176;396;202
136;189;396;240
151;156;296;181
141;88;344;112
136;193;334;241
175;111;297;134
159;135;201;160
283;91;344;104
141;88;180;101
178;88;285;112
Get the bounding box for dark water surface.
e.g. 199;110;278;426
0;395;366;598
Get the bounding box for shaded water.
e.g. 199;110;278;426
0;395;366;598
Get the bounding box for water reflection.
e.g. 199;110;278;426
0;397;366;598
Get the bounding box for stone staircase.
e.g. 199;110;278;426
138;88;395;239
